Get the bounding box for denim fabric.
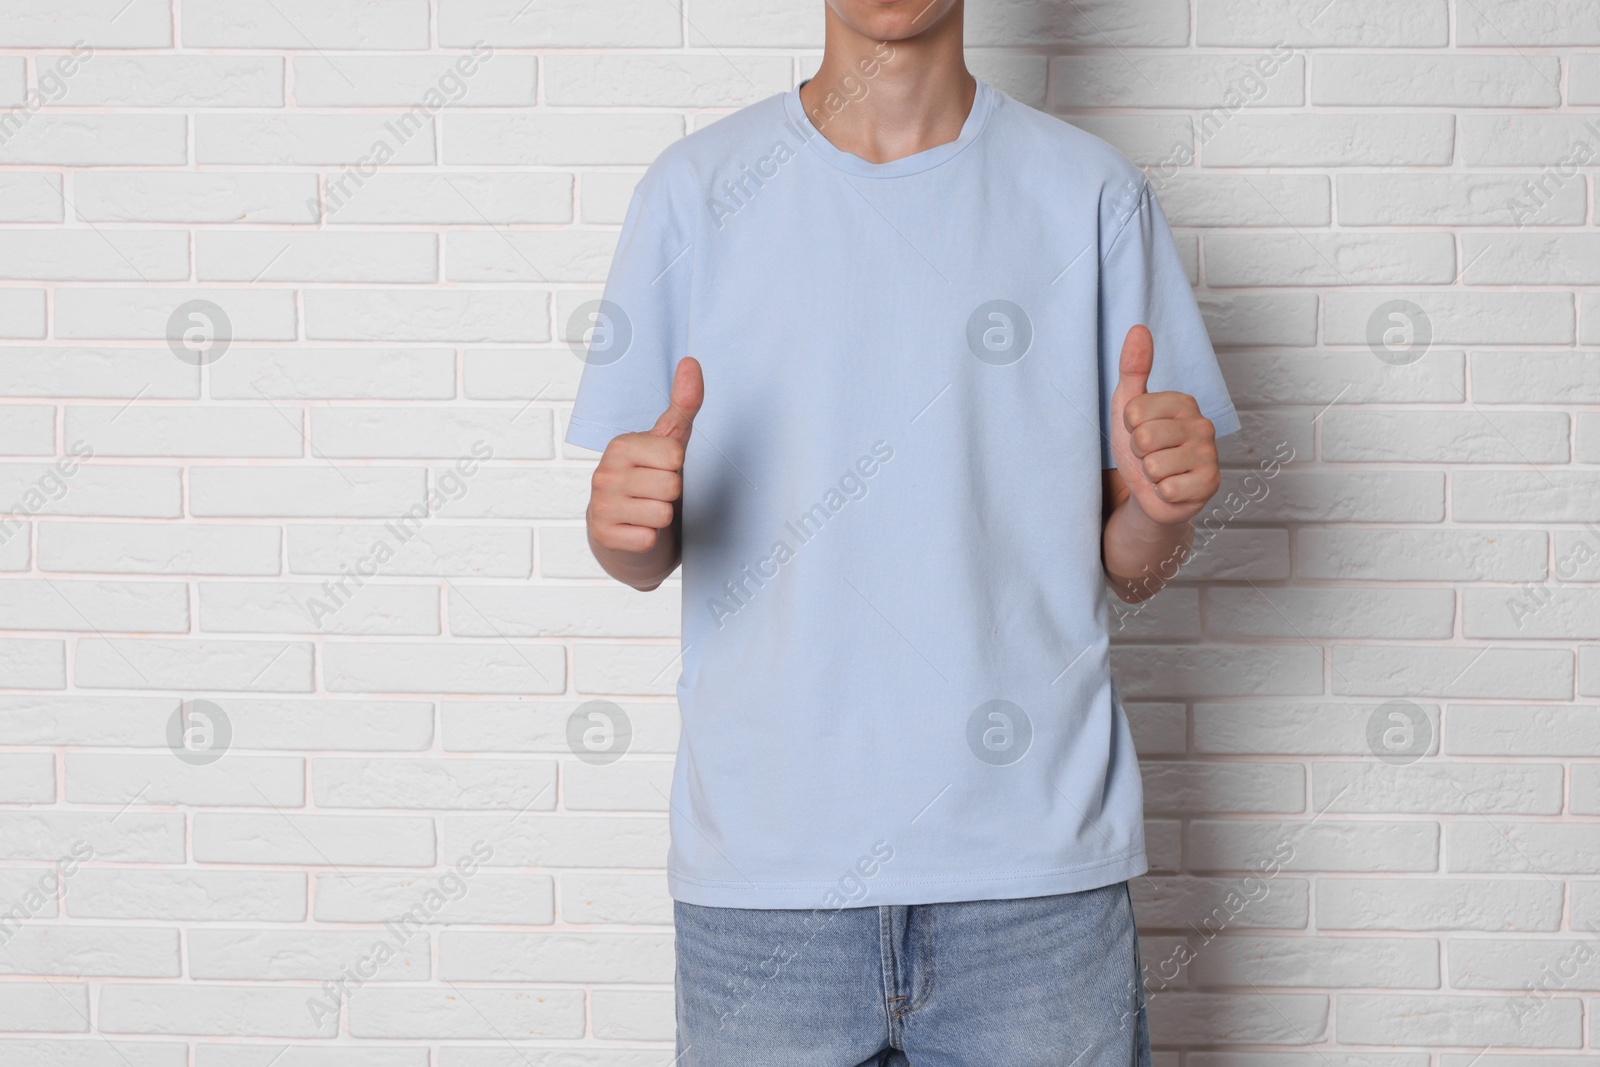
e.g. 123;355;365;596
674;880;1151;1066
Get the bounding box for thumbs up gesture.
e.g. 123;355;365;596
586;357;703;554
1108;325;1220;526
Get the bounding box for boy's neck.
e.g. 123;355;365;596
799;3;975;165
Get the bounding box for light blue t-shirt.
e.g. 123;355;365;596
566;80;1239;909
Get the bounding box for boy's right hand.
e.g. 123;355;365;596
585;357;703;554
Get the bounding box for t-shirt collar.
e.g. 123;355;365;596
782;77;996;178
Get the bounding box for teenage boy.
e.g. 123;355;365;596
566;1;1237;1062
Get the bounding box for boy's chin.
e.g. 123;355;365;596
825;0;962;40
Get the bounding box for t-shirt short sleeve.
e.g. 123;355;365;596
1097;180;1240;469
565;174;692;453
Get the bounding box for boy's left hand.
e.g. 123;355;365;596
1107;324;1221;526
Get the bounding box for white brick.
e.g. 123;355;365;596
0;289;46;338
325;642;565;694
1313;761;1563;814
99;984;337;1038
446;230;617;283
1447;704;1600;756
1461;116;1600;166
4;0;173;47
1205;233;1455;287
198;581;440;635
0;230;187;281
0;752;54;802
1146;993;1329;1046
305;289;548;342
1051;55;1304;108
210;348;455;399
1141;762;1304;813
320;173;572;225
446;113;683;165
438;0;683;47
1316;878;1562;932
1448;823;1600;873
68;870;307;922
1313;55;1561;106
1332;645;1572;699
1190;936;1439;988
311;407;551;458
38;522;280;575
0;578;188;632
0;116;187;165
312;757;554;809
190;930;429;983
1455;472;1600;523
75;638;314;692
0;811;183;863
1450;939;1600;990
0;172;64;221
197;114;434;165
54;288;296;342
1321;410;1570;463
464;349;582;403
1157;175;1330;227
0;639;65;687
1197;0;1448;46
440;814;666;867
557;872;671;925
1294;529;1546;582
288;524;531;578
0;462;181;518
1465;587;1600;640
189;467;425;518
0;348;197;398
74;172;319;224
440;699;677;754
1204;587;1454;639
65;754;303;807
1339;993;1581;1047
1110;645;1324;698
0;694;177;746
1339;174;1588;227
57;56;284;107
1458;0;1600;45
65;406;303;458
0;983;89;1032
1464;235;1600;286
348;987;583;1039
1194;702;1440;756
562;760;673;812
196;232;437;283
579;172;642;224
0;1042;184;1066
0;404;52;454
292;55;535;106
194;813;433;867
439;931;671;982
1205;115;1455;166
1189;820;1439;872
1325;292;1574;346
315;871;553;925
447;583;678;637
183;0;431;49
545;55;791;107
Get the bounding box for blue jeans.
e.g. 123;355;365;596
674;880;1151;1066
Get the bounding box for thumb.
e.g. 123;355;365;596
650;357;703;445
1113;324;1154;404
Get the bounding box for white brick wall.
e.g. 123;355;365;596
0;0;1595;1059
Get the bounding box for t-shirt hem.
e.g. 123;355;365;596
667;845;1148;909
565;414;633;453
